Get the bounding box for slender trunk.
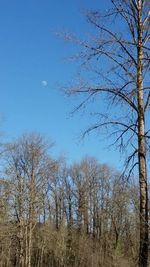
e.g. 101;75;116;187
68;196;73;228
28;170;35;267
18;222;24;267
93;193;96;238
137;1;148;266
55;196;59;229
28;221;32;267
40;246;44;267
78;192;82;232
17;176;25;267
25;225;28;267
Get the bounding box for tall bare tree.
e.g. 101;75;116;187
62;0;150;265
4;133;54;267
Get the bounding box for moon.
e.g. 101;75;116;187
41;80;48;87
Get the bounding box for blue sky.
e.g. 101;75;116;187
0;0;124;168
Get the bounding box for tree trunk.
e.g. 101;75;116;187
137;1;148;266
18;223;24;267
28;222;32;267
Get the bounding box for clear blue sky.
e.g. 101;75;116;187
0;0;124;168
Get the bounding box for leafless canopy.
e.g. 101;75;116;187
63;0;150;172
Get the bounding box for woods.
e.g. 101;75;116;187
0;133;141;267
0;0;149;266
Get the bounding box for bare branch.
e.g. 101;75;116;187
73;87;138;112
144;92;150;111
87;16;137;66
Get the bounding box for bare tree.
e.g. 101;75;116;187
4;133;54;267
61;1;150;265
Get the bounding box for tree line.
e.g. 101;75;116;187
0;133;143;267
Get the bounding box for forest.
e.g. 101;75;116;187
0;0;150;266
0;133;140;267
